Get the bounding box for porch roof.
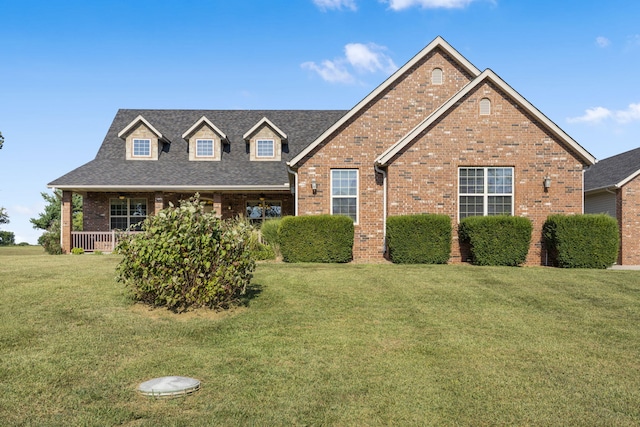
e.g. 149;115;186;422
585;146;640;193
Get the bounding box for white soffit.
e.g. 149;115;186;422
243;117;287;140
182;116;228;141
117;115;164;140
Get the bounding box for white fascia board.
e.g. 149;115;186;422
243;117;287;140
288;36;481;168
616;168;640;188
117;115;164;140
181;116;228;141
375;69;597;167
47;184;291;192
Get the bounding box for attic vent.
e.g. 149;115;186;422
431;68;443;85
479;98;491;115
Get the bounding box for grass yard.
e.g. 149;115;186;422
1;246;640;426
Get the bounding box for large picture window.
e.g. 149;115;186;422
132;139;151;157
331;169;358;223
459;167;513;220
110;198;147;230
246;200;282;222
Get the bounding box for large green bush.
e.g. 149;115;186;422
279;215;354;263
458;215;532;266
115;196;255;311
543;214;619;269
386;214;451;264
38;219;63;255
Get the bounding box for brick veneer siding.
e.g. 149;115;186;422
296;48;476;260
385;81;586;265
619;178;640;265
83;191;294;230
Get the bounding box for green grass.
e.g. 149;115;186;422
2;246;640;425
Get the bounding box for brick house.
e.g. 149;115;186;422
50;36;595;263
584;147;640;265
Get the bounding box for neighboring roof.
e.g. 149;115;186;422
243;117;288;141
375;69;596;167
49;109;346;192
585;146;640;193
287;35;482;167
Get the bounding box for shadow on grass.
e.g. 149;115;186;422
238;283;263;307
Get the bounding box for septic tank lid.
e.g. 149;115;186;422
137;376;200;399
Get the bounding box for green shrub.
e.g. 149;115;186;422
246;224;276;260
260;218;282;253
543;214;619;269
71;247;85;255
458;215;532;266
279;215;354;263
386;214;451;264
38;220;63;255
115;196;256;311
93;250;103;256
0;231;15;246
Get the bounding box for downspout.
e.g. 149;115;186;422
374;163;387;254
286;165;298;216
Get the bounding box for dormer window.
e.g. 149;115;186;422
257;139;275;158
196;139;214;157
182;116;227;162
133;139;151;157
243;117;287;162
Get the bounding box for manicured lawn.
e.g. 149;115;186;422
2;246;640;426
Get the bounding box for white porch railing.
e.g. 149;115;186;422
72;231;140;252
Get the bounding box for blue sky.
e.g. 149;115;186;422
1;0;639;244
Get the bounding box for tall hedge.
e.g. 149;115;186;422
458;215;532;266
543;214;619;269
386;214;451;264
279;215;354;263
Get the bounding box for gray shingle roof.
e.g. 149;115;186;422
49;109;347;189
584;146;640;192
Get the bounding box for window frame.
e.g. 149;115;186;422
330;169;359;224
256;138;275;158
132;138;151;158
109;198;148;230
458;167;514;221
195;138;215;158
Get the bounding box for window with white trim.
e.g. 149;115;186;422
110;198;147;230
432;68;443;85
459;167;513;220
256;139;275;158
331;169;358;223
246;200;282;222
196;139;214;157
132;139;151;157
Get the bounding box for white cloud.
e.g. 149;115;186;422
301;60;355;83
302;42;397;84
596;36;610;48
312;0;357;11
344;43;398;74
385;0;479;10
568;104;640;125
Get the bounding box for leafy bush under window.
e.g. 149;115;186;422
543;214;619;269
386;214;451;264
459;215;532;266
279;215;354;263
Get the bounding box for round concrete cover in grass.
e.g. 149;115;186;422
137;376;200;399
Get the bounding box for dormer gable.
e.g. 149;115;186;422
118;115;167;161
243;117;287;161
182;116;228;161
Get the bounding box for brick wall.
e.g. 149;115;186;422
620;178;640;265
297;48;476;260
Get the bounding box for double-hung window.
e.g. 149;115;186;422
256;139;275;158
459;167;513;220
132;139;151;157
196;139;214;157
110;198;147;230
331;169;358;223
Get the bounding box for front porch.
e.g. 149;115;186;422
60;190;293;253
